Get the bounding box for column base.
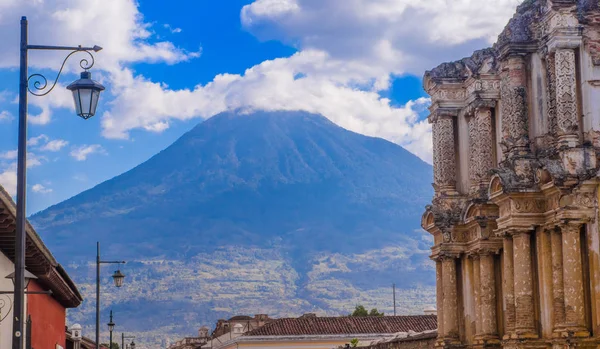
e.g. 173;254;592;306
558;134;579;149
554;326;590;338
435;338;463;349
514;329;538;339
474;334;501;345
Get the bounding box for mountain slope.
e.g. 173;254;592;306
31;110;435;347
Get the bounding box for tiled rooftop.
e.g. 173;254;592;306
244;316;437;336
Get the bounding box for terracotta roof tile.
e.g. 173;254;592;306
244;316;437;336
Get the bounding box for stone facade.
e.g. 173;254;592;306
421;1;600;349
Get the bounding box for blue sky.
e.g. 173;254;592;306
0;0;522;214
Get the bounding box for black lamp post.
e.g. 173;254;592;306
130;340;136;349
96;242;126;349
107;310;115;349
14;16;105;349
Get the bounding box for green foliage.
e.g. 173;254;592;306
350;338;360;347
351;305;368;316
100;343;120;349
369;308;384;316
351;305;384;317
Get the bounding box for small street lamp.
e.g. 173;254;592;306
13;16;105;349
107;310;115;349
0;269;51;295
66;71;105;119
96;242;126;349
112;270;125;288
122;334;135;349
5;269;37;289
130;340;136;349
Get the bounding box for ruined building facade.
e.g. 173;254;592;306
421;1;600;348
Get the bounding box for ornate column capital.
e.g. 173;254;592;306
464;98;496;117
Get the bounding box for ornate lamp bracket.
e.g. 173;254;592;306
27;48;97;97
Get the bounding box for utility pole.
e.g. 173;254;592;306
392;283;396;316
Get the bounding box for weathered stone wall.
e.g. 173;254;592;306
421;1;600;349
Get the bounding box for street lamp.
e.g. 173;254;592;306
130;340;136;349
13;16;105;349
107;310;115;349
122;334;135;349
5;269;37;289
112;269;125;288
96;242;126;349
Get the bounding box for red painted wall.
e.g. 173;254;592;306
27;280;66;349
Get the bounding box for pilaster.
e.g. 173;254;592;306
512;230;538;338
432;112;458;194
477;251;500;344
550;227;566;334
500;55;530;159
554;49;580;148
560;222;589;337
502;236;516;338
441;255;461;343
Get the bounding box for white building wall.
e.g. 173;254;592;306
0;251;28;348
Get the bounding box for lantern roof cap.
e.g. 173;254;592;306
66;71;105;91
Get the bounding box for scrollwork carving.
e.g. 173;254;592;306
555;49;579;136
433;117;457;189
500;74;529;155
545;53;558;138
512;198;546;213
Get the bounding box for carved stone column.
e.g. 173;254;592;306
555;49;580;148
475;106;495;186
550;227;566;333
468;103;495;195
441;256;460;341
432;113;457;193
512;231;537;338
473;255;482;336
545;53;558;142
500;55;530;159
436;259;445;342
561;223;589;336
503;237;516;338
468;116;478;193
479;252;499;341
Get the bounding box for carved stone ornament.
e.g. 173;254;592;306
500;75;529;154
555;49;579;136
545;52;558;137
433;116;457;189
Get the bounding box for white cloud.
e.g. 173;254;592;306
0;169;16;196
0;110;13;122
0;150;17;160
0;0;199;71
0;0;523;165
241;0;522;74
27;134;49;147
70;144;106;161
31;183;52;194
164;24;182;34
98;0;521;164
0;151;46;196
40;139;69;152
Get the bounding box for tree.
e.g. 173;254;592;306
369;308;384;317
100;343;120;349
350;305;384;317
350;338;360;347
350;305;368;316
